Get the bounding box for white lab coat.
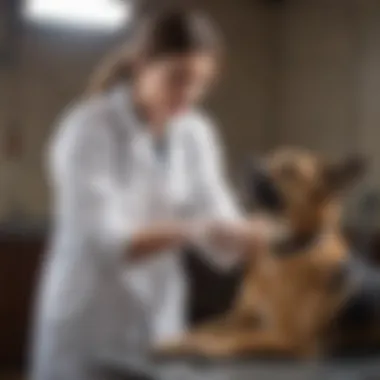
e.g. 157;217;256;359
29;84;241;380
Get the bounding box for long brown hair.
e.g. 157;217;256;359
86;8;222;95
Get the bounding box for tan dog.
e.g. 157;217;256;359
155;148;372;359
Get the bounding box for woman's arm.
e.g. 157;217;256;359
187;115;266;268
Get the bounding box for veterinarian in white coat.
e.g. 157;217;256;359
30;10;266;380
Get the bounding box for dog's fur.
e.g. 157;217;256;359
155;148;374;359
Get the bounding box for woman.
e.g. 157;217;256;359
30;9;267;380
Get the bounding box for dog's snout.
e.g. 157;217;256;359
250;167;284;212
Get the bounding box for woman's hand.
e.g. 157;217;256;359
207;219;268;251
128;221;191;261
191;216;281;254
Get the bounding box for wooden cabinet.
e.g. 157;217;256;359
0;234;45;369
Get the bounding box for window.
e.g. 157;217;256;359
23;0;131;31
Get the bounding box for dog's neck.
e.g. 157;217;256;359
273;229;321;258
272;203;343;258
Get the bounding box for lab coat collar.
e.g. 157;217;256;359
109;83;147;134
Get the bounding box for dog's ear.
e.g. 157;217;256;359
325;155;367;192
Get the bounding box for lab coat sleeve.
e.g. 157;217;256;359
189;115;243;270
49;105;133;263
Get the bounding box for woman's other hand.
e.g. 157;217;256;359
189;215;283;254
129;221;191;260
208;218;269;251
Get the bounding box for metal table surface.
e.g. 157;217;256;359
156;357;380;380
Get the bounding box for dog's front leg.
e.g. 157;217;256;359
154;329;298;359
154;312;263;357
206;330;299;357
153;314;237;357
154;330;231;357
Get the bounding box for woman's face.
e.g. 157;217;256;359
136;52;218;118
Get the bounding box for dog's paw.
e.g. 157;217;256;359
193;339;234;358
154;338;234;360
151;338;194;359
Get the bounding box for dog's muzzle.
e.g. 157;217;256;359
249;167;284;213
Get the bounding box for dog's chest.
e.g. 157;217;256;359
253;251;317;312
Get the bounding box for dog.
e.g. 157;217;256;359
154;148;380;359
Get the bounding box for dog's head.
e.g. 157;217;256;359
246;148;366;233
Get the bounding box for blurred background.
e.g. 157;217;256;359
2;0;380;378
